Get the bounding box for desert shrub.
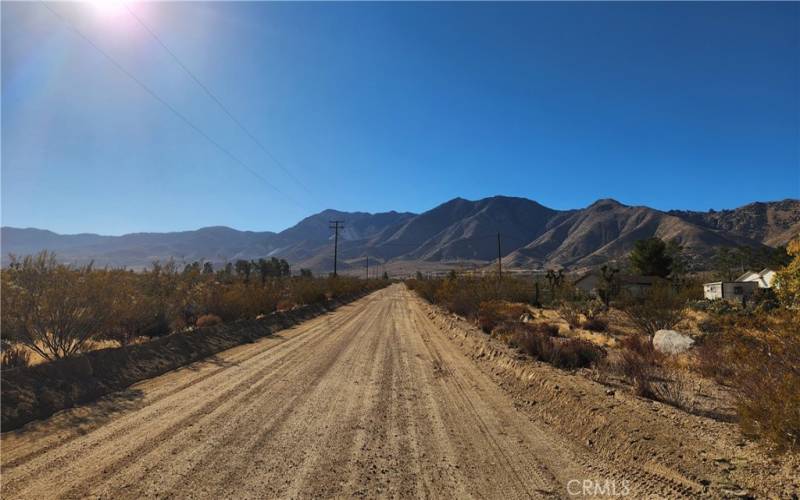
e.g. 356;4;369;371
407;275;541;312
615;335;697;412
752;288;780;312
435;277;487;318
290;278;328;305
495;321;558;344
557;300;583;329
706;299;741;315
688;311;800;449
477;301;530;333
536;322;561;337
196;314;223;328
515;328;554;359
104;272;163;346
618;283;686;339
615;334;663;397
774;238;800;308
1;344;31;370
648;368;696;412
619;333;659;358
478;301;504;333
276;300;295;311
687;299;709;312
1;252;115;360
726;317;800;451
550;338;605;370
405;278;440;303
141;312;172;338
497;277;537;304
581;317;608;332
581;298;607;320
1;253;389;365
513;323;603;369
503;303;531;320
198;282;279;322
694;333;735;383
697;317;722;334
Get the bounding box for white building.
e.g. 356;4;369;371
703;281;758;303
736;268;777;289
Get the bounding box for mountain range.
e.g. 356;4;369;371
2;197;798;274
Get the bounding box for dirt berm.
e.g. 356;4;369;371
1;291;376;431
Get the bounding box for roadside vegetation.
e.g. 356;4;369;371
407;236;800;452
1;251;388;366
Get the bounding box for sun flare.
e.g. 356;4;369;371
89;0;130;19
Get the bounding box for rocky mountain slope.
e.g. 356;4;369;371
2;197;797;272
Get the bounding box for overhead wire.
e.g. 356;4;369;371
38;1;305;210
123;4;314;197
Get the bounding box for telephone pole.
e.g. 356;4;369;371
365;256;369;280
329;220;344;277
497;232;502;279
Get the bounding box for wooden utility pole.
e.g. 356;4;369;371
329;220;344;277
497;232;502;279
366;256;369;280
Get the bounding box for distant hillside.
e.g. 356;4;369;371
668;199;800;248
2;197;797;272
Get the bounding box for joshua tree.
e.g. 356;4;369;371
545;269;565;301
599;264;619;306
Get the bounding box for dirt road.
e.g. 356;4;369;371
2;285;688;498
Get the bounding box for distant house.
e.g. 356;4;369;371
736;268;777;289
703;281;758;304
574;273;662;298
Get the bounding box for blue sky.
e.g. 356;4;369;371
2;2;798;235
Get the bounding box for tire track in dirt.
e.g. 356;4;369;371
1;298;376;471
1;284;708;498
1;295;381;498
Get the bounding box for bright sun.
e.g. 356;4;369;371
90;0;130;19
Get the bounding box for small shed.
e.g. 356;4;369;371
574;273;662;298
736;268;776;289
703;281;758;304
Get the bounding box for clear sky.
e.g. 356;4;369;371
2;1;798;235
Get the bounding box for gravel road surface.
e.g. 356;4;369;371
2;285;690;498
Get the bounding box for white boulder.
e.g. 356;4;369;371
653;330;694;355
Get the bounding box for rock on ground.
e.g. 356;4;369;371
653;329;695;354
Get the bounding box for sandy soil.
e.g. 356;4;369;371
1;284;796;498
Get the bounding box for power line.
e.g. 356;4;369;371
123;4;314;197
329;220;344;277
39;2;304;210
497;232;502;279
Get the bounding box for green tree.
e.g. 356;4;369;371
234;259;252;282
665;239;687;280
256;258;270;285
629;238;672;277
775;239;800;308
714;247;740;281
